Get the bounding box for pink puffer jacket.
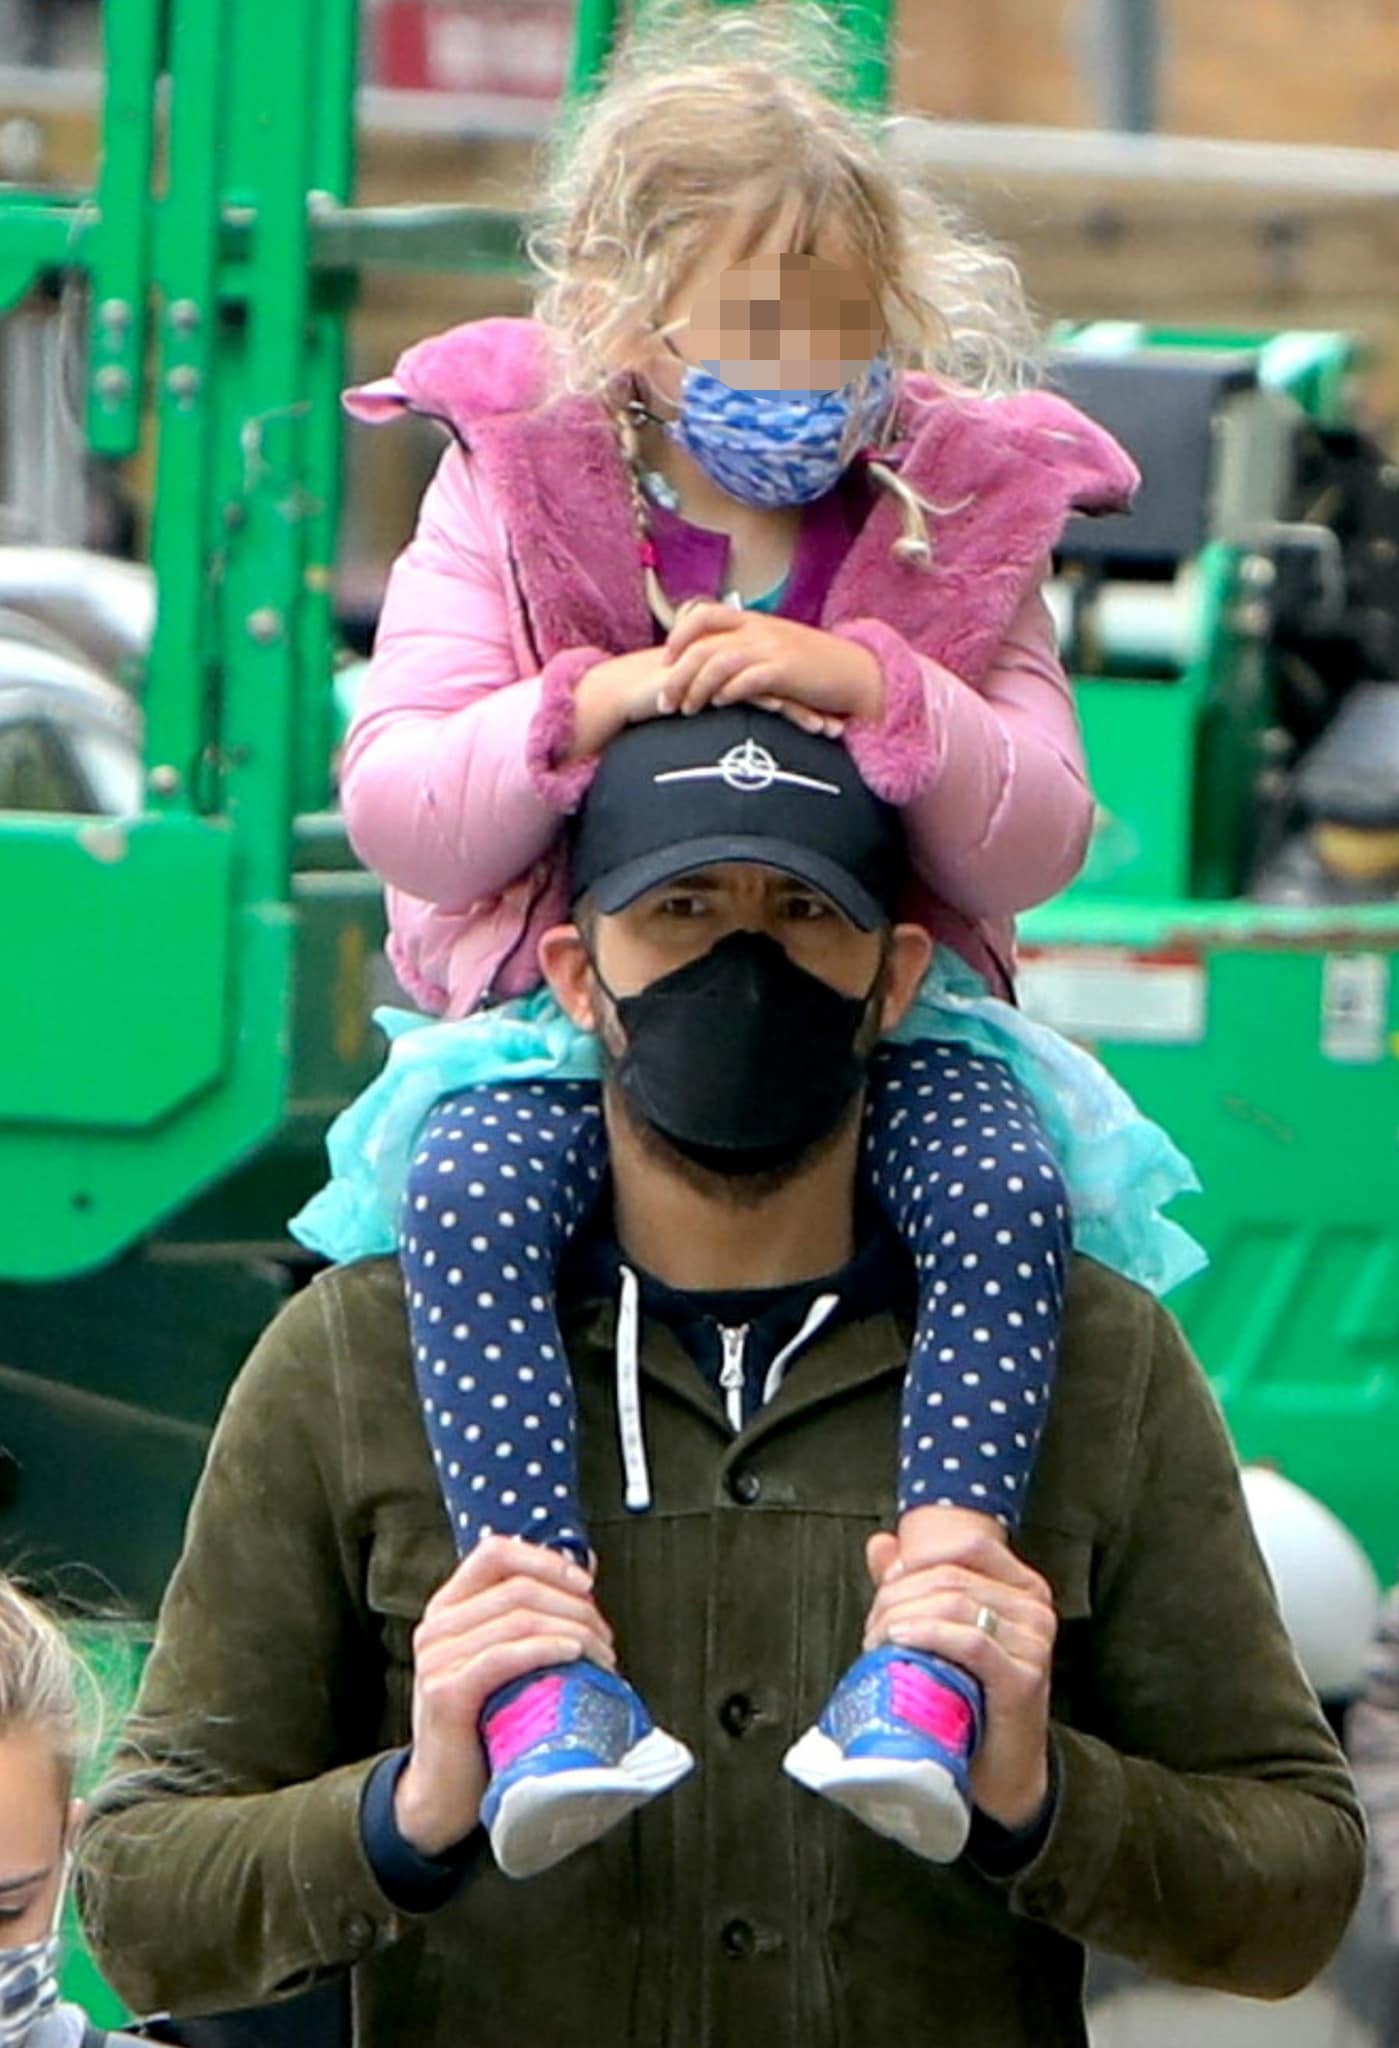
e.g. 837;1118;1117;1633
341;319;1137;1016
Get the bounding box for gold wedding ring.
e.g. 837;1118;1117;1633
974;1605;1001;1640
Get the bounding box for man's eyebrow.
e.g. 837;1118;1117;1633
0;1867;51;1893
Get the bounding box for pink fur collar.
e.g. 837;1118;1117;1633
346;317;1138;685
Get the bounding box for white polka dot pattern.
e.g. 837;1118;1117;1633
400;1044;1071;1570
401;1081;606;1562
865;1044;1069;1528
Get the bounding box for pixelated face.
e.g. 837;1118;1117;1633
680;251;883;393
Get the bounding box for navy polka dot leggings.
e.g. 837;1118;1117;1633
401;1041;1069;1560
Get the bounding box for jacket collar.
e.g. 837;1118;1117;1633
563;1211;913;1448
345;316;1138;684
566;1290;909;1449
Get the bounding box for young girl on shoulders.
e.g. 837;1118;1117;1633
296;4;1200;1881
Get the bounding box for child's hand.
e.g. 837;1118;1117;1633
659;603;884;734
566;648;677;761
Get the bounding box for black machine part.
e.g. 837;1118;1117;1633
1051;350;1259;567
1270;425;1399;706
1293;681;1399;830
1253;430;1399;890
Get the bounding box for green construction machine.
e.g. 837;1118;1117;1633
2;0;1399;1823
1023;325;1399;1576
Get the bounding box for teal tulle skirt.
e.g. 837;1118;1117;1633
291;950;1205;1298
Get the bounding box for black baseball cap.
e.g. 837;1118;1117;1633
569;706;906;930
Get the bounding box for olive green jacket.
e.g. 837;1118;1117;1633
81;1254;1364;2047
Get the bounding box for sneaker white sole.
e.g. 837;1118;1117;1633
782;1726;971;1864
489;1726;695;1881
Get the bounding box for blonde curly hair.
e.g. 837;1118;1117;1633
0;1576;93;1799
529;2;1041;400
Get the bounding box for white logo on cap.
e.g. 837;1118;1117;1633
655;739;841;798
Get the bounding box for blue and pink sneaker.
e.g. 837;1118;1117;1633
782;1645;984;1862
479;1662;694;1880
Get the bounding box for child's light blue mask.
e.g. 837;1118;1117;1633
667;353;895;509
0;1934;60;2048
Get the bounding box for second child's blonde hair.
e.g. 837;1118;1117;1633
0;1576;90;1798
529;3;1041;401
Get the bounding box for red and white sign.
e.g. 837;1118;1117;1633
1017;945;1208;1045
371;1;573;101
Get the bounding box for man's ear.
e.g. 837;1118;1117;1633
538;924;598;1032
878;922;934;1033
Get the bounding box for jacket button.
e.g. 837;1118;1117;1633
728;1469;762;1505
342;1911;377;1954
720;1918;756;1959
718;1692;756;1736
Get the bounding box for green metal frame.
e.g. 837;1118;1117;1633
0;0;357;1279
1020;896;1399;1574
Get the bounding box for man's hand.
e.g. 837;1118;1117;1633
393;1535;617;1857
863;1528;1057;1832
658;604;883;733
565;648;678;762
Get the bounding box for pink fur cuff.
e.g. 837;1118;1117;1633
833;619;949;807
526;649;610;812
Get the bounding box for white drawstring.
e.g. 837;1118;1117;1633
615;1265;651;1512
615;1278;840;1510
761;1292;841;1406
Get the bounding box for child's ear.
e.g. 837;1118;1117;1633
538;925;598;1032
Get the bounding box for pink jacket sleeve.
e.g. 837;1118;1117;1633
340;445;601;912
834;564;1092;919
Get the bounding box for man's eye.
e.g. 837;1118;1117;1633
656;893;709;918
782;893;831;921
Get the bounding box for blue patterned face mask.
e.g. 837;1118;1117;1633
0;1934;61;2048
666;353;895;509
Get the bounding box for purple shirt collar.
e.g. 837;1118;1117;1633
646;467;872;629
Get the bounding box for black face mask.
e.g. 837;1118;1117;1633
606;929;880;1176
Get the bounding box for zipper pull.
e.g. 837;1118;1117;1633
717;1324;749;1433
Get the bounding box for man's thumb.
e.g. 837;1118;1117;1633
866;1531;902;1586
